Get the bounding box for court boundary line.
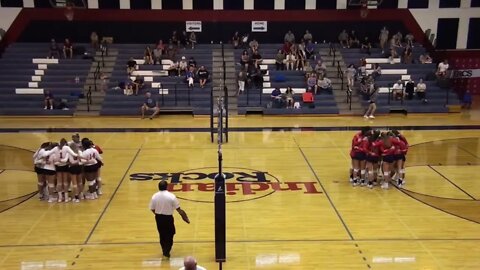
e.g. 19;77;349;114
2;238;480;248
459;146;480;159
293;137;355;240
83;146;143;244
427;165;477;200
2;125;480;133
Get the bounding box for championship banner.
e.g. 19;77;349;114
452;69;480;78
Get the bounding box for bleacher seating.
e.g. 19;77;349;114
341;45;460;113
101;43;214;116
0;43;92;115
235;43;339;115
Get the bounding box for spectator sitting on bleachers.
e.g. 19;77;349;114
178;56;188;76
44;90;54;110
346;64;356;89
314;60;327;77
371;63;381;79
141;91;160;120
403;44;413;64
251;50;263;69
249;39;259;52
358;58;367;77
275;49;285;70
317;75;333;94
286;51;296;71
405;78;415;100
132;76;144;95
307;73;317;93
302;89;315;108
180;31;188;48
379;26;389;54
189;32;197;49
285;86;295;109
188;57;197;70
305;40;315;60
436;59;449;78
360;37;371;55
144;46;153;65
303;30;313;43
270;88;283;108
153;47;163;65
166;39;177;60
63;38;73;59
284;30;295;44
48;39;60;59
124;83;134;96
186;67;195;88
237;67;247;95
304;62;314;77
167;60;179;76
240;50;250;67
282;41;292;54
241;33;249;49
394;31;403;43
405;33;414;47
419;53;433;64
392;80;404;100
232;31;241;49
90;32;99;50
127;58;137;75
197;66;210;89
416;78;427;103
338;30;349;48
172;31;179;46
348;30;360;48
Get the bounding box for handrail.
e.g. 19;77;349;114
336;60;344;91
346;88;352;111
93;61;101;92
101;48;105;68
86;86;92;112
329;43;336;67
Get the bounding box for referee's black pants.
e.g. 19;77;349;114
155;214;176;256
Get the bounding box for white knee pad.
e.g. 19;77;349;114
88;180;96;186
399;169;405;174
383;171;390;177
360;170;366;175
71;184;78;188
353;169;360;173
37;182;44;186
48;183;55;188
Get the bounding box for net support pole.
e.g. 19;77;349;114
214;97;226;262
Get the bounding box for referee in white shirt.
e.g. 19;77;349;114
150;180;190;258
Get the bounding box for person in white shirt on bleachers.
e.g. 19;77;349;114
416;78;427;103
392;80;404;100
436;60;449;78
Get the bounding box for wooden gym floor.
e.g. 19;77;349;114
0;114;479;269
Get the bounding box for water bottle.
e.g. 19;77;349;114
75;76;80;84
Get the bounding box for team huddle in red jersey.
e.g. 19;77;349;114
349;126;408;189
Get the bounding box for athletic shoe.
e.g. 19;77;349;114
73;198;80;203
368;115;375;119
367;181;373;189
352;179;359;187
97;188;103;195
360;179;366;186
48;198;55;203
397;179;404;187
349;177;353;183
363;115;369;119
64;197;71;203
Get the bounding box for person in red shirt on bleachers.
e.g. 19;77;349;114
302;89;314;108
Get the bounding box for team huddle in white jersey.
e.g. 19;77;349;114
33;133;104;203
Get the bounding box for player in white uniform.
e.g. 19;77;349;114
69;133;85;198
61;142;83;203
55;138;79;202
37;142;59;203
33;142;50;200
80;139;103;200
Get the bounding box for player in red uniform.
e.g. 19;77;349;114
379;132;398;189
350;126;371;186
391;130;408;187
365;130;382;188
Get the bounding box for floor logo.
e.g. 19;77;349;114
130;167;322;203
